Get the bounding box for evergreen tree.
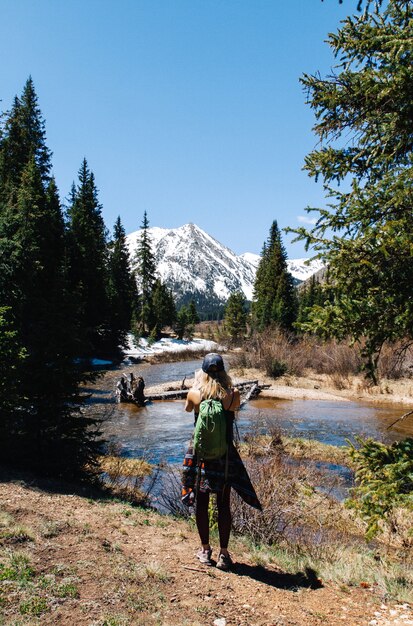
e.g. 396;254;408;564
134;210;157;335
151;279;176;338
0;307;26;421
0;77;52;203
252;221;297;331
296;272;333;328
224;291;247;340
66;158;110;356
107;216;137;350
0;92;101;477
292;0;413;382
174;305;194;341
188;299;200;325
174;302;199;341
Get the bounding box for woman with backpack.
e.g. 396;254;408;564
182;353;261;571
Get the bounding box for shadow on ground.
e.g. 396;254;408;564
232;563;323;590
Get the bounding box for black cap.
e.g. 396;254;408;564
202;353;225;373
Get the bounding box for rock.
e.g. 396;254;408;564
214;619;226;626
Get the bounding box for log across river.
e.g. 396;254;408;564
145;379;263;401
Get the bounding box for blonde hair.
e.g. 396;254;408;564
193;368;233;400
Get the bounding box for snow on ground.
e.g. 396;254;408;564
123;333;221;360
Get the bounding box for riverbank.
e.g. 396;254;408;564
0;476;412;626
144;365;413;407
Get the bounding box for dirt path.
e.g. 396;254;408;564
0;479;412;626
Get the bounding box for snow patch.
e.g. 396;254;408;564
124;334;220;358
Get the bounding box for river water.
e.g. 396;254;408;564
85;359;413;466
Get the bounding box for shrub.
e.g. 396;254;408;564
266;358;287;378
346;437;413;540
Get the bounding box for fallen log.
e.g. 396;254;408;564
240;383;260;407
146;379;262;402
146;389;189;401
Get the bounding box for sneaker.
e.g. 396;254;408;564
197;547;212;566
216;552;233;571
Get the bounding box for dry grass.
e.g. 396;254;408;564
98;453;153;504
231;452;355;547
231;330;413;385
231;329;362;380
241;432;351;467
229;437;413;601
378;341;413;379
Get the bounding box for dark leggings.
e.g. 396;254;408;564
195;485;231;549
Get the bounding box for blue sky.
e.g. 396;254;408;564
0;0;353;257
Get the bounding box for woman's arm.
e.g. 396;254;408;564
185;388;201;413
222;388;240;411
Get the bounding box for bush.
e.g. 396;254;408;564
346;437;413;541
266;358;287;378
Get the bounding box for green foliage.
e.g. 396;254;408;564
296;275;327;326
291;0;413;382
346;437;413;539
66;158;110;356
151;279;176;338
224;291;247;340
0;79;103;478
188;298;200;324
0;553;34;583
266;358;287;379
252;221;297;332
107;215;137;350
0;307;26;416
174;305;194;340
134;211;157;335
133;212;176;339
0;76;51;203
19;596;49;616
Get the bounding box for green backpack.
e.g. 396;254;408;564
193;399;228;460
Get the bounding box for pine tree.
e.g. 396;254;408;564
252;221;297;331
66;159;110;356
224;291;247;340
151;279;176;338
134;211;157;335
292;0;413;381
0;150;100;476
188;299;200;325
0;77;52;203
107;216;137;350
296;275;326;326
0;307;26;421
174;305;193;341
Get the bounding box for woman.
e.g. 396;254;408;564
183;353;261;571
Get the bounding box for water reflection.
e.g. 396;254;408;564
239;398;412;447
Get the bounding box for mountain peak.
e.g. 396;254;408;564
126;223;322;314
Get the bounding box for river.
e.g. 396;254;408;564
85;359;413;466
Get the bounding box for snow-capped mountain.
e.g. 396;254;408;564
126;223;323;311
286;258;325;282
239;252;324;283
